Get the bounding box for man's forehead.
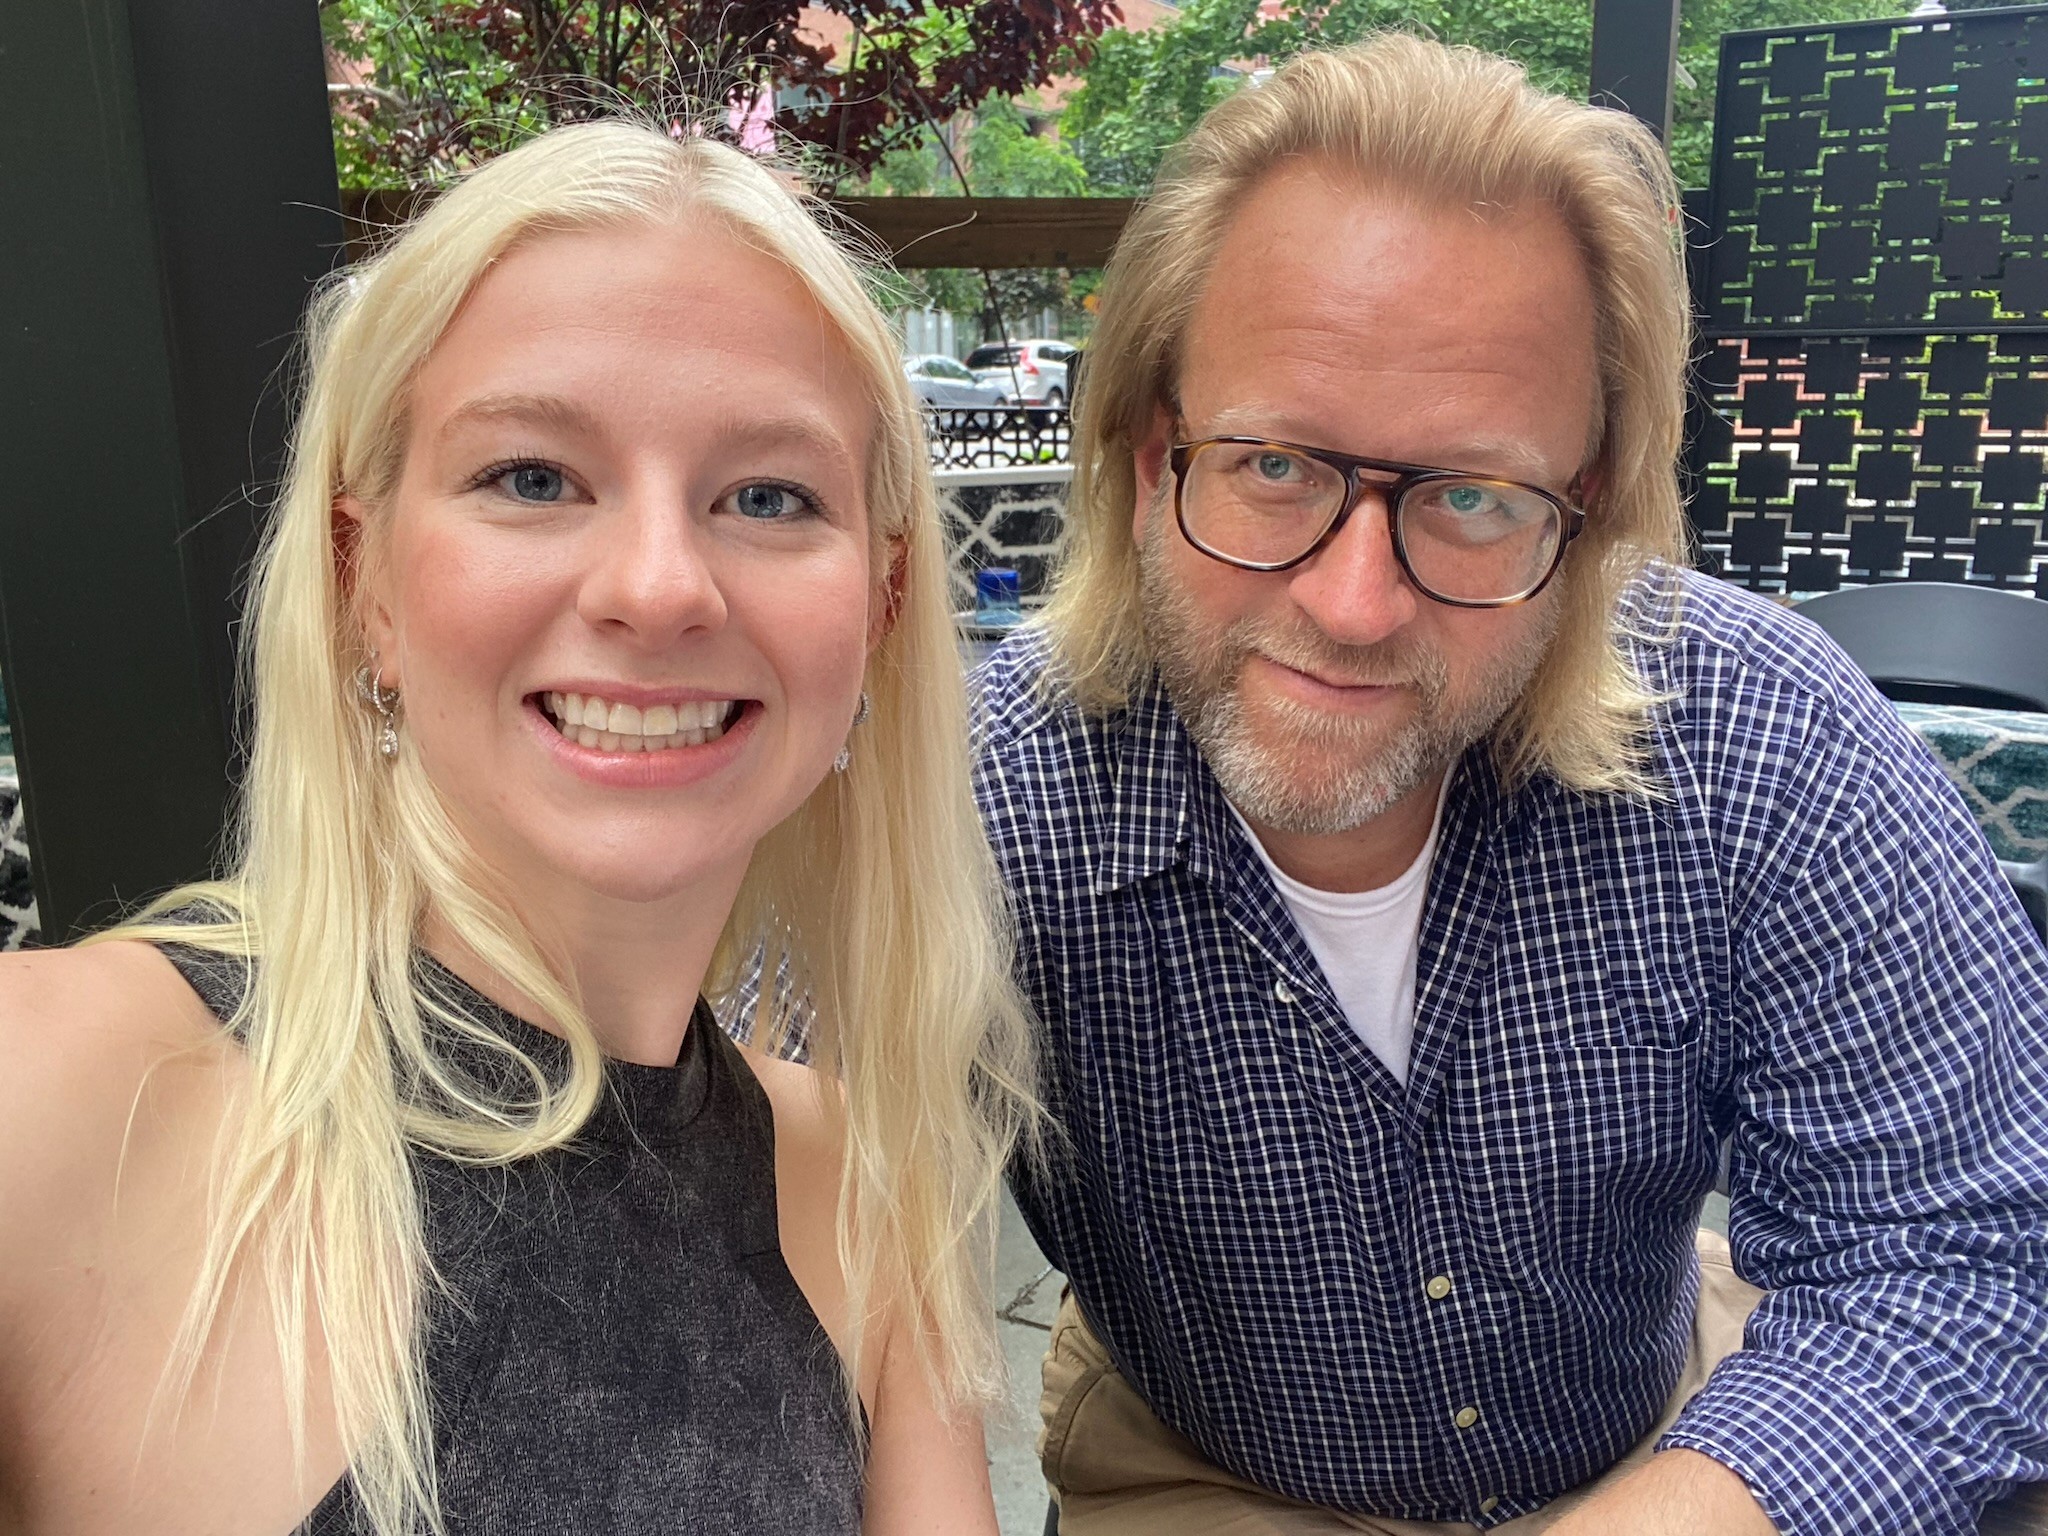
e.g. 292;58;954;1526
1231;157;1558;248
1198;175;1587;328
1175;168;1602;470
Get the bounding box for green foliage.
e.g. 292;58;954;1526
968;99;1090;198
1060;0;1267;197
862;97;1088;199
321;0;1116;188
322;0;532;187
1061;0;1918;194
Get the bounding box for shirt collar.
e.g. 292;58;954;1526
1092;671;1523;897
1092;678;1206;894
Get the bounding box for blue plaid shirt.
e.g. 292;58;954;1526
978;566;2048;1535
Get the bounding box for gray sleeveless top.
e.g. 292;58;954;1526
159;943;864;1536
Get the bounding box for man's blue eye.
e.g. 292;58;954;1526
730;483;811;520
1443;484;1497;515
506;465;565;502
1256;453;1297;480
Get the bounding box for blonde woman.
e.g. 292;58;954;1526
0;122;1033;1535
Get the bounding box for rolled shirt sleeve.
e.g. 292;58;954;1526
1660;668;2048;1535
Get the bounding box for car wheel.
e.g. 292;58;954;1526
1047;388;1066;407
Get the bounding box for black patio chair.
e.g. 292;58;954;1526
1795;582;2048;938
1795;582;2048;713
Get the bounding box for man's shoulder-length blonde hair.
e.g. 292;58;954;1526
1046;32;1694;794
96;120;1034;1535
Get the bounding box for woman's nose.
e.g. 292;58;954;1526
1286;489;1420;646
576;488;728;646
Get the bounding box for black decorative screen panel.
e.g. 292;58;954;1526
1691;335;2048;592
1705;9;2048;333
1689;7;2048;595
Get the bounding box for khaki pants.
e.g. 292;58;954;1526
1039;1230;1762;1535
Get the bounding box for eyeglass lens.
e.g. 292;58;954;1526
1180;442;1564;603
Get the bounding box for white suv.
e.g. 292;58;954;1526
966;340;1078;406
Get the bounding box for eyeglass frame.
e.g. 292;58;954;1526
1166;434;1589;609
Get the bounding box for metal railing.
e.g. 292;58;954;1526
923;405;1072;471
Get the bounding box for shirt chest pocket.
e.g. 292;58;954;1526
1540;1039;1716;1275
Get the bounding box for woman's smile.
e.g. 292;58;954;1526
535;689;748;752
523;690;762;790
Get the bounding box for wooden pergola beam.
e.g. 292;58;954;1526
343;191;1142;270
829;197;1139;269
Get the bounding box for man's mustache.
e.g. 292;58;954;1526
1230;624;1448;697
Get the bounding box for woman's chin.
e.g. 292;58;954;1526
570;853;752;907
490;820;763;911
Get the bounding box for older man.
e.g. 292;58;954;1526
979;33;2048;1536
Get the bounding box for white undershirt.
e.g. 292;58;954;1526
1230;778;1450;1085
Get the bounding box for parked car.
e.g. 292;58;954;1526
903;353;1006;409
966;340;1078;406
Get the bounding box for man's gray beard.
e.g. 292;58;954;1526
1137;503;1559;836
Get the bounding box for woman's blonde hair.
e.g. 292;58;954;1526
96;121;1035;1533
1046;32;1693;792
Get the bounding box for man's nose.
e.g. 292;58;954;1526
576;488;728;646
1285;489;1419;646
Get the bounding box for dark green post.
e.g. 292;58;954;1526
0;1;343;937
1590;0;1684;144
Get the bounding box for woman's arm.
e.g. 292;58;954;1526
860;1317;1000;1536
0;943;214;1360
0;942;345;1536
742;1043;1002;1535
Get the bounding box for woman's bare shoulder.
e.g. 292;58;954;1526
0;942;229;1297
735;1042;847;1235
0;938;223;1087
731;1037;869;1382
736;1044;840;1162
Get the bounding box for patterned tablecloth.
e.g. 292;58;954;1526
1894;703;2048;864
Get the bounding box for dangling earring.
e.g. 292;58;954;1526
832;690;871;775
354;665;401;760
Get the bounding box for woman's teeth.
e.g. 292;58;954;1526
542;692;738;752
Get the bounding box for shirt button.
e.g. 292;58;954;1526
1425;1275;1453;1300
1454;1406;1480;1429
1480;1496;1500;1514
1274;980;1296;1004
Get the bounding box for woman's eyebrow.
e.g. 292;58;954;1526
435;392;604;443
436;395;852;465
706;412;856;464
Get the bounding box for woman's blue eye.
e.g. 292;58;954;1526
504;464;565;502
727;483;813;520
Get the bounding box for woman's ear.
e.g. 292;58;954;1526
868;535;909;651
335;493;402;687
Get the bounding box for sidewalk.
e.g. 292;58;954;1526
992;1190;1061;1535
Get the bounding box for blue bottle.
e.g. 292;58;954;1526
975;567;1025;628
